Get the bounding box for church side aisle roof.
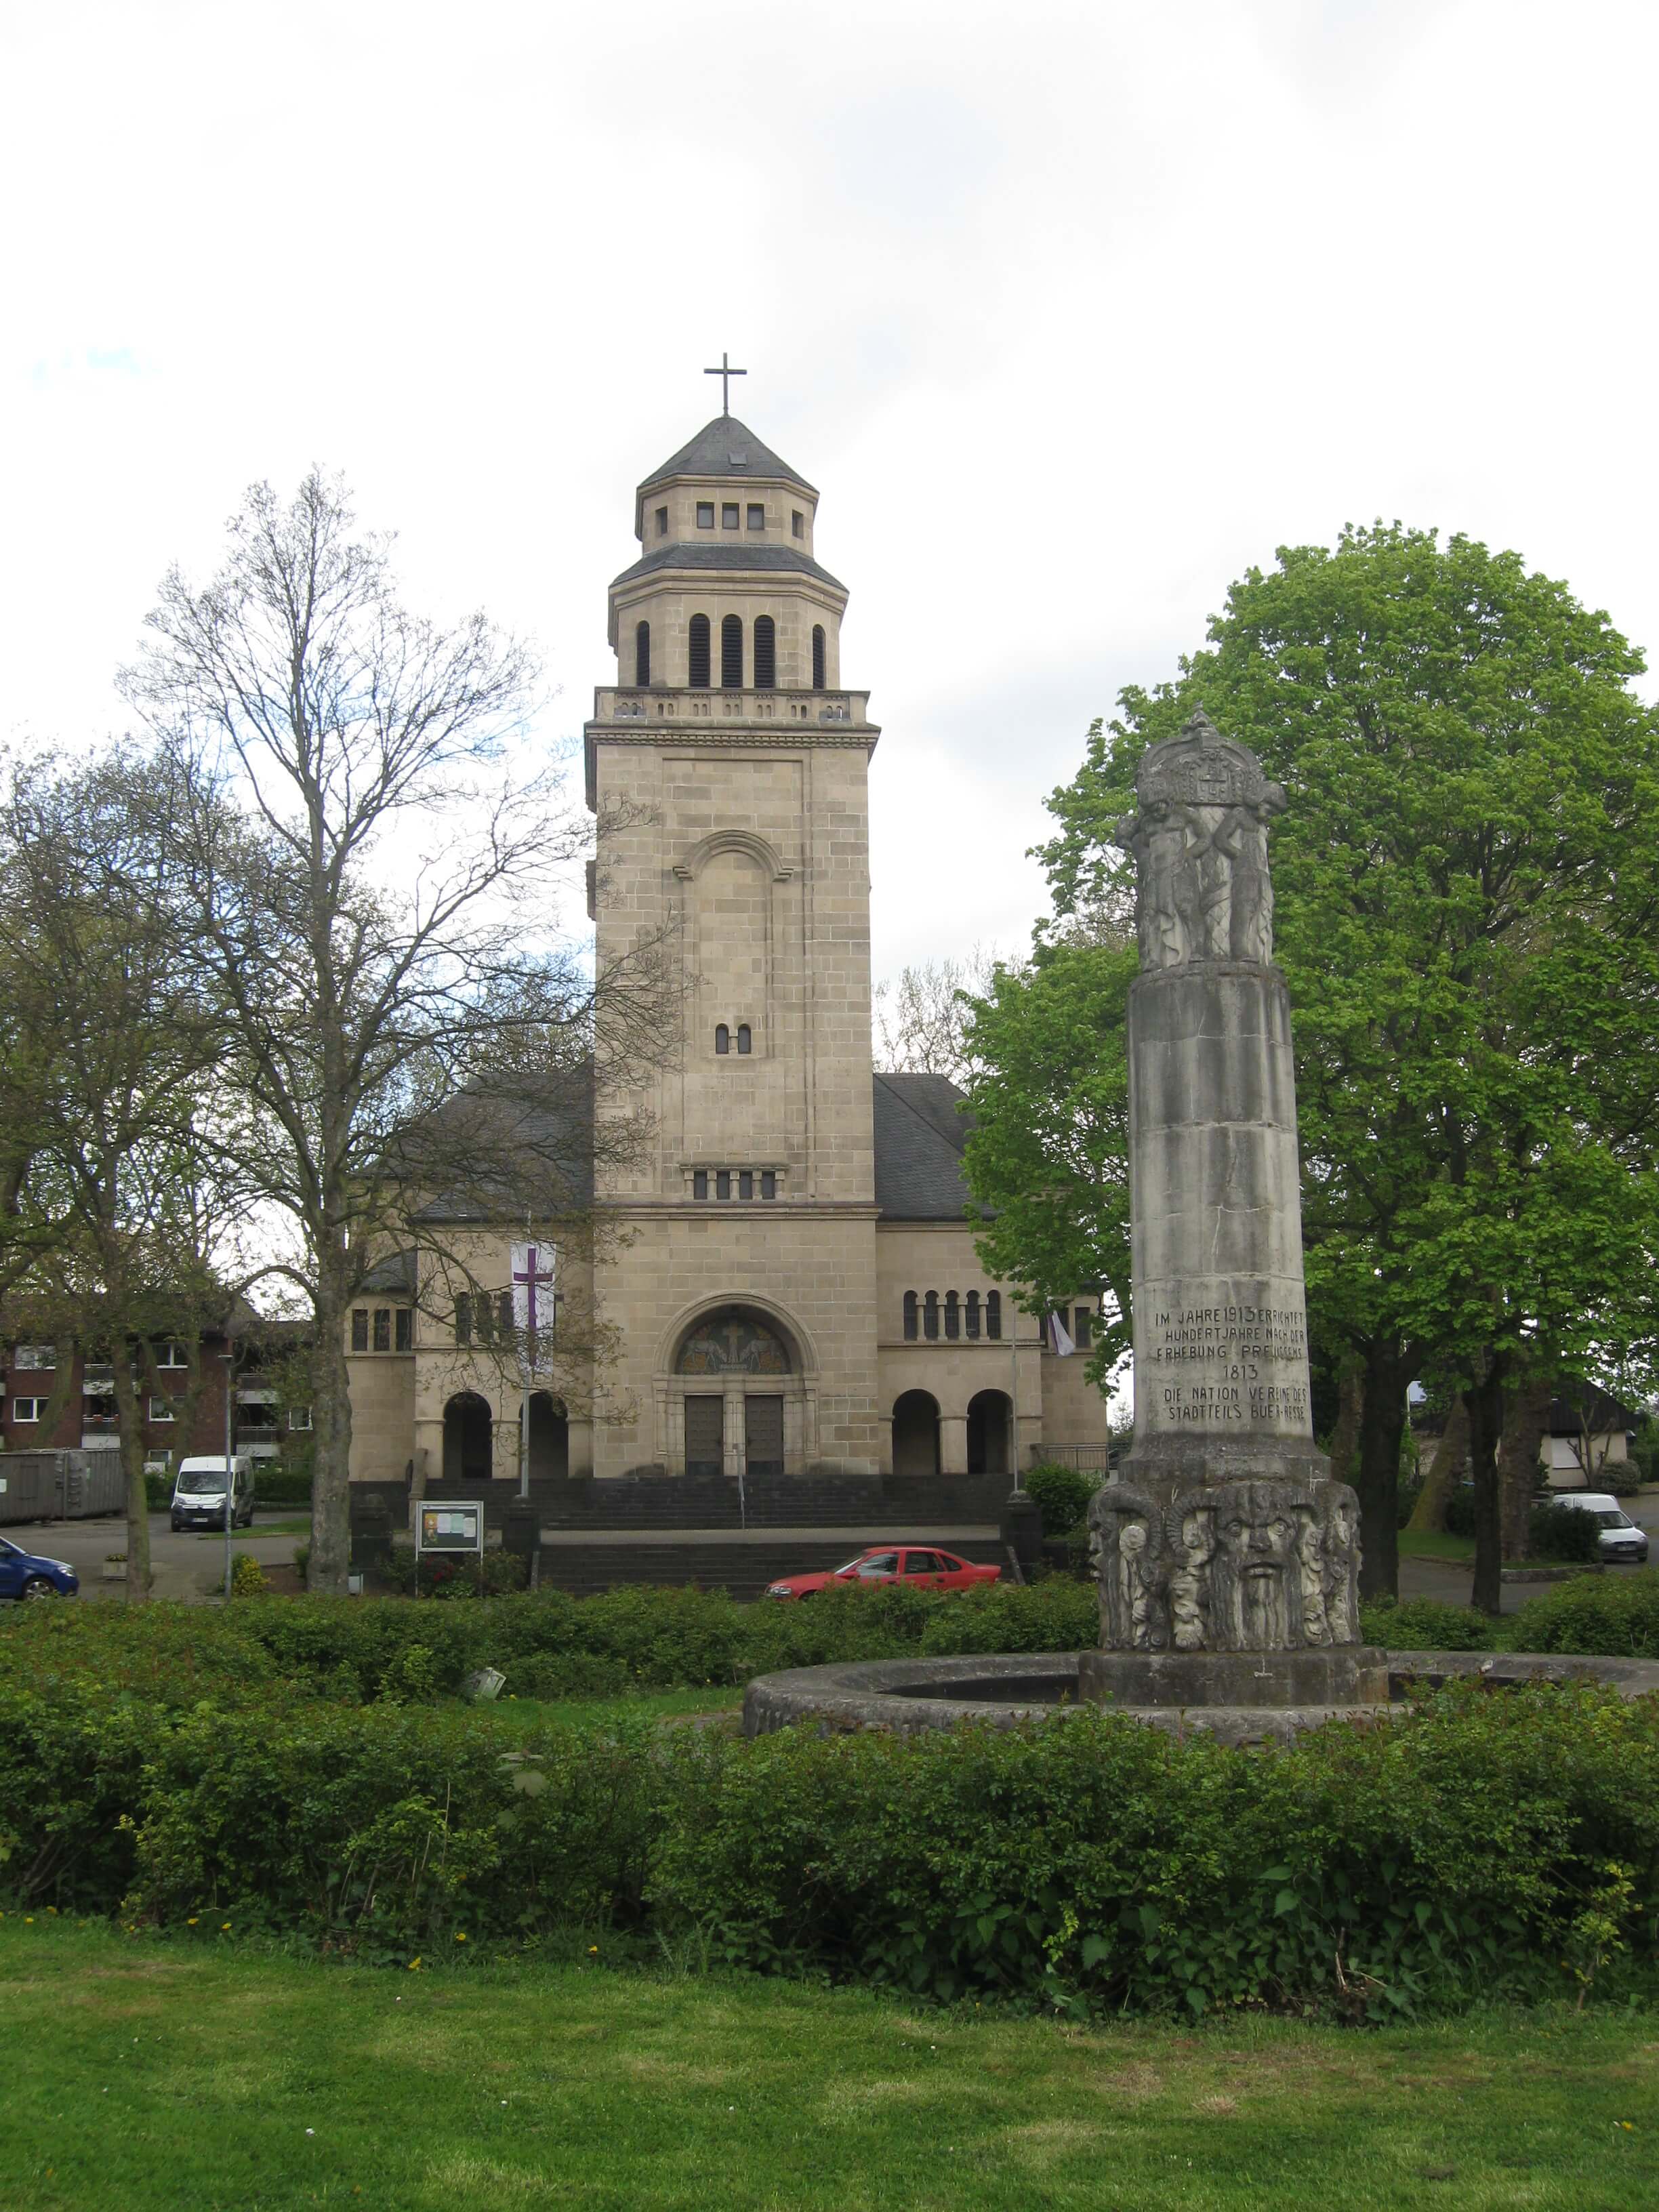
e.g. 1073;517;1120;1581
611;541;846;592
639;415;816;495
872;1072;985;1222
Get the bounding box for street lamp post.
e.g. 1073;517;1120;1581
221;1347;235;1601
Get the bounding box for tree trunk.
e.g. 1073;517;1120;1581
110;1346;152;1604
1498;1376;1551;1561
1327;1357;1364;1485
1355;1336;1407;1601
1406;1397;1469;1534
1466;1358;1509;1616
307;1273;354;1595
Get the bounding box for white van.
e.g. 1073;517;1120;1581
170;1456;255;1532
1550;1492;1650;1565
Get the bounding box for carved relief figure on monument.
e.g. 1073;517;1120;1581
1320;1483;1362;1643
1115;710;1288;974
1165;1496;1214;1651
1294;1505;1332;1646
1090;1486;1168;1650
1206;1479;1309;1652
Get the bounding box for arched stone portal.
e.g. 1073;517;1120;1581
665;1303;806;1477
967;1389;1012;1476
892;1390;941;1478
443;1391;493;1482
527;1392;568;1479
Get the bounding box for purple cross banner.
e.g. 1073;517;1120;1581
510;1242;556;1370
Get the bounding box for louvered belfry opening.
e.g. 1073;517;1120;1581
721;613;743;688
753;615;777;689
812;624;826;689
689;613;711;688
635;619;650;687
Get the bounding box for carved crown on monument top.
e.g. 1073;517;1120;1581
1136;708;1282;813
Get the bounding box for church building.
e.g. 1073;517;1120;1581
346;403;1108;1491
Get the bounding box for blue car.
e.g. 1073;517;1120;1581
0;1534;79;1600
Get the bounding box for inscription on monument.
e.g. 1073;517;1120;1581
1143;1300;1309;1428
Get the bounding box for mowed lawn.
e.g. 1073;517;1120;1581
3;1926;1656;2210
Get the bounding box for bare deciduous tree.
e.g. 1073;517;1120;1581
121;472;671;1592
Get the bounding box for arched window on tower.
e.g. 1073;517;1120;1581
985;1290;1002;1340
923;1290;940;1341
736;1023;752;1054
966;1290;981;1339
753;615;776;689
721;613;743;688
715;1024;731;1056
811;625;826;690
903;1291;918;1341
634;620;650;687
689;614;711;688
944;1290;960;1340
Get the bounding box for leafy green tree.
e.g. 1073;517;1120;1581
995;525;1659;1605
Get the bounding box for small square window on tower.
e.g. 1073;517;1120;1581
746;504;764;531
696;501;714;529
721;503;739;529
792;510;804;539
656;506;668;536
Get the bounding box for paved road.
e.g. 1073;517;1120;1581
11;1511;306;1602
1398;1488;1658;1616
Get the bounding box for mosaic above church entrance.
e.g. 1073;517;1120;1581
676;1311;792;1376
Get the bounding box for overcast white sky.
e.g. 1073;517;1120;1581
5;0;1657;985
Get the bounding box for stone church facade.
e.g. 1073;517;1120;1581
346;411;1108;1490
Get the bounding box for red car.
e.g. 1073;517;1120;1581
763;1545;1000;1599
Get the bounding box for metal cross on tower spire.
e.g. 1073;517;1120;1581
703;351;747;415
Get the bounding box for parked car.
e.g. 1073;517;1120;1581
1550;1492;1650;1564
0;1534;79;1600
763;1545;1001;1600
170;1455;255;1532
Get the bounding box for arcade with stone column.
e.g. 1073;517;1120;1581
344;395;1110;1500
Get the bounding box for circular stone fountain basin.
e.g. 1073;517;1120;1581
743;1648;1659;1749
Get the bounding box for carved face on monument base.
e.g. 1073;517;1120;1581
1208;1479;1313;1652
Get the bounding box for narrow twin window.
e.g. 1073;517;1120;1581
716;1170;731;1200
716;1024;731;1055
736;1023;751;1054
693;1168;778;1201
739;1170;754;1200
760;1171;776;1200
693;1170;709;1200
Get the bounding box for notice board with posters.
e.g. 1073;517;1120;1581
416;1502;484;1557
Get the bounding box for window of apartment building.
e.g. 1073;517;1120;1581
12;1398;43;1422
14;1345;55;1370
289;1407;312;1431
746;504;764;531
373;1308;391;1353
351;1309;369;1351
696;501;714;529
721;502;739;529
656;505;668;536
155;1340;188;1368
148;1396;175;1422
395;1308;413;1352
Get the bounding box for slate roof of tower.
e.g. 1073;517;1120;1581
611;541;846;592
640;415;816;495
872;1071;983;1221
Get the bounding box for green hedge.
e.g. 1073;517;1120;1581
1;1624;1656;2015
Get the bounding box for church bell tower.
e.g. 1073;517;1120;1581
584;396;882;1479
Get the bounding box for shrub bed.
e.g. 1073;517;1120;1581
0;1630;1656;2015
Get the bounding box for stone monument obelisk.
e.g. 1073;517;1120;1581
1079;710;1385;1729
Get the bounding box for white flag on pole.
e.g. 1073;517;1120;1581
1046;1310;1076;1358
